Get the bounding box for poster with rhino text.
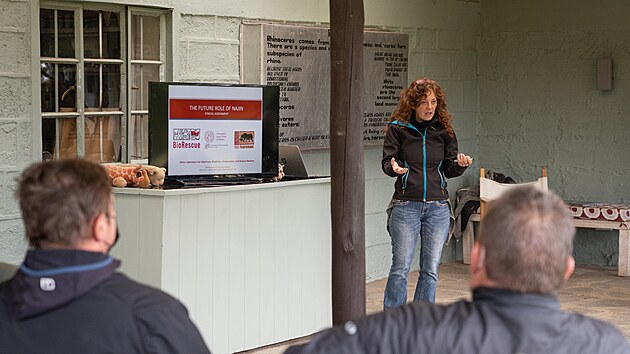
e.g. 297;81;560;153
241;23;409;150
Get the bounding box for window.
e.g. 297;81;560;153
40;4;168;162
129;13;164;161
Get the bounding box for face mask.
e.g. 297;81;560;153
112;227;120;247
105;228;120;254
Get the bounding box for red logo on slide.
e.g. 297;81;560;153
173;128;201;140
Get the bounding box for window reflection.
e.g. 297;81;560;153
131;64;159;110
59;65;77;110
129;114;148;159
40;63;55;112
103;12;121;59
40;63;77;112
42;118;56;161
83;10;99;58
85;63;121;110
40;9;55;57
85;116;121;162
58;10;75;58
84;10;120;59
132;15;160;61
58;118;78;159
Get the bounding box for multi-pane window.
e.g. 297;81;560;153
39;4;167;162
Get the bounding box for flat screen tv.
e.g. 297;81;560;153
148;82;279;185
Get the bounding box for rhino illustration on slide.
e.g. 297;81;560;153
239;132;254;142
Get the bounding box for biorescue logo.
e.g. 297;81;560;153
173;128;201;149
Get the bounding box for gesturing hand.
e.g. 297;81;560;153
391;158;408;175
456;153;473;167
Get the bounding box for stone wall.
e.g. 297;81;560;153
0;0;34;264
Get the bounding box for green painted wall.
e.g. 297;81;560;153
479;0;630;266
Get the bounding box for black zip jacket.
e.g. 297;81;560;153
0;249;211;354
382;116;466;201
285;287;630;354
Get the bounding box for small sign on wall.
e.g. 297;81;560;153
597;58;612;91
241;22;409;150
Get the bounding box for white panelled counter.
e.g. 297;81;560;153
111;178;332;354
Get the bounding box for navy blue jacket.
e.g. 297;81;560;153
382;116;466;201
0;249;211;354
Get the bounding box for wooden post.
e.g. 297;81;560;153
329;0;366;324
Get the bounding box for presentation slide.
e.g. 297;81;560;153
168;85;263;176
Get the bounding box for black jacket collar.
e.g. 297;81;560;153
3;249;120;320
473;287;560;311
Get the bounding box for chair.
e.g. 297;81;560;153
462;167;548;264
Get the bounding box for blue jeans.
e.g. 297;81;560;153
384;199;450;309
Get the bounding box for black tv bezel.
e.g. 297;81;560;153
148;82;279;181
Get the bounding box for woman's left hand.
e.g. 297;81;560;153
456;153;473;167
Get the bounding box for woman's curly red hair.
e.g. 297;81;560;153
388;77;454;137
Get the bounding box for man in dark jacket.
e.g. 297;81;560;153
0;159;211;354
286;186;630;354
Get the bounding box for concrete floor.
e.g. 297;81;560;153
241;262;630;353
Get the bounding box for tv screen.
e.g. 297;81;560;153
148;82;279;183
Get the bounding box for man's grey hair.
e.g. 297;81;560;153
478;186;575;293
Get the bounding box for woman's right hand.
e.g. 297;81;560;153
391;157;408;175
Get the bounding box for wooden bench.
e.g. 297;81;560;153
462;213;630;277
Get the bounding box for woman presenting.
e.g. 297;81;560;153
382;77;472;308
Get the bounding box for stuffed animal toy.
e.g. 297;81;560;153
273;163;285;182
142;165;167;187
103;164;151;188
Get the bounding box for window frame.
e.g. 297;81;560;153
127;6;169;161
39;1;170;162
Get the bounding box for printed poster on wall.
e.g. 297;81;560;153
167;85;263;176
242;23;409;150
